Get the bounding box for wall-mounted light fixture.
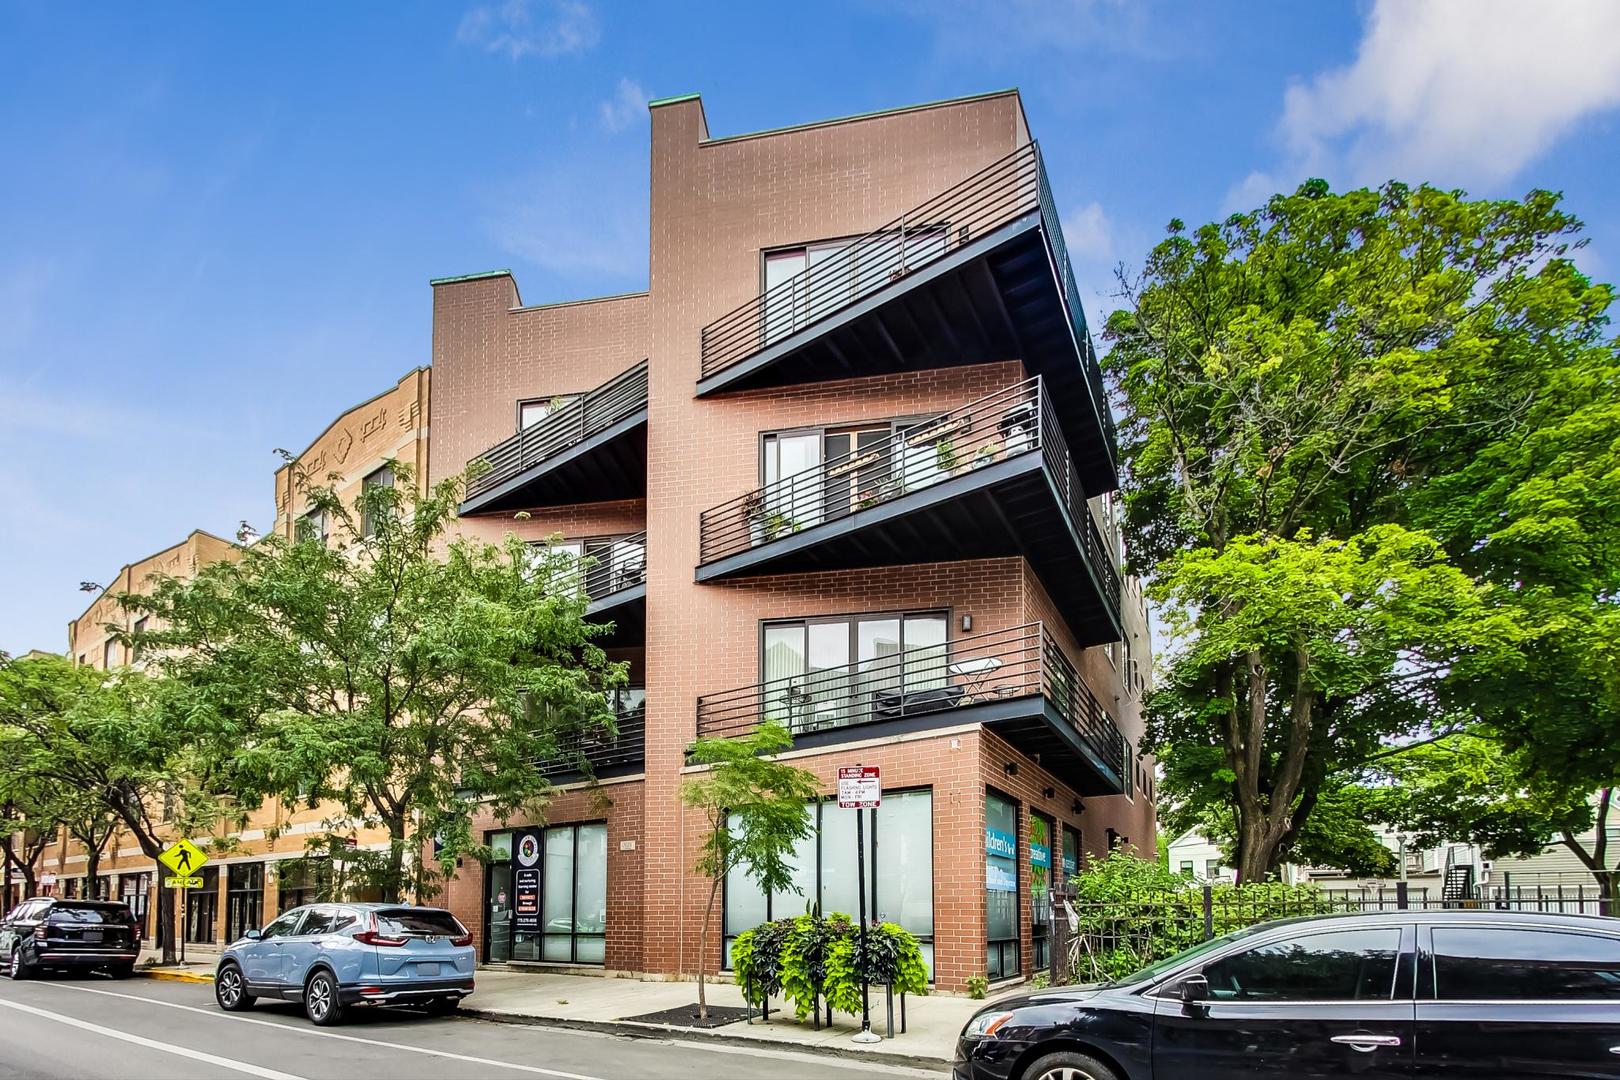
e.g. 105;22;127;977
1042;786;1056;800
961;613;973;632
1072;799;1084;815
1003;761;1018;777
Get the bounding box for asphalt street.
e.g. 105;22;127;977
0;973;948;1080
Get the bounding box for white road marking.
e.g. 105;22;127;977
34;981;606;1079
0;994;309;1080
672;1037;948;1078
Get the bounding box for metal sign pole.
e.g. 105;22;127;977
857;808;871;1036
842;762;881;1046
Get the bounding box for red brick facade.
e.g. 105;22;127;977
427;90;1156;991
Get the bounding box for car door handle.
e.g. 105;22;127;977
1331;1035;1402;1052
1610;1047;1620;1055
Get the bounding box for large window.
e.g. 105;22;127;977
102;639;120;670
724;790;934;976
485;823;607;965
1062;824;1082;883
1202;927;1402;1002
761;611;947;734
986;791;1020;980
1030;813;1054;972
1432;926;1620;1000
277;859;332;914
225;862;263;942
519;394;582;431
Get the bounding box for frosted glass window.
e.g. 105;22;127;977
541;829;574;961
819;802;860;919
876;791;933;938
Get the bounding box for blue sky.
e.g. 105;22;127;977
3;0;1618;655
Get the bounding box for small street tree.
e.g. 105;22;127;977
680;721;819;1018
0;653;223;963
125;461;625;901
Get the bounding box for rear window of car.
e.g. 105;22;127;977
48;904;133;924
375;908;465;937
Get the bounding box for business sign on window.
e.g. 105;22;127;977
984;827;1017;859
986;862;1017;893
512;828;542;933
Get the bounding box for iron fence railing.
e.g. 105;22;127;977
696;376;1121;628
701;143;1047;380
580;531;647;601
695;621;1126;781
466;359;648;501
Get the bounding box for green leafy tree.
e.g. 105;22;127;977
1377;734;1618;903
124;461;625;902
0;654;225;963
680;721;819;1018
1107;180;1603;881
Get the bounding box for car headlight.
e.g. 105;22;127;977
962;1010;1015;1039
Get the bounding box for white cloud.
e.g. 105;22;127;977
456;0;599;61
1063;200;1114;261
1278;0;1620;187
598;78;647;134
484;144;647;284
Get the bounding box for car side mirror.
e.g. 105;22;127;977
1180;974;1210;1005
244;929;262;941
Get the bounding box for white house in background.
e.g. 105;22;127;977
1165;829;1303;885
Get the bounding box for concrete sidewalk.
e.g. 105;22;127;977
130;953;980;1064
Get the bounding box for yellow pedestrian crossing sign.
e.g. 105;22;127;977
158;838;208;876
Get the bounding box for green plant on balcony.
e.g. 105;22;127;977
934;438;960;476
974;442;1001;468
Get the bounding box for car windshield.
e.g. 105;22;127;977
375;908;465;937
1105;924;1270;987
48;904;131;925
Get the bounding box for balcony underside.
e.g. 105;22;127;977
585;585;645;646
459;410;647;516
695;453;1121;646
777;691;1122;797
695;214;1115;495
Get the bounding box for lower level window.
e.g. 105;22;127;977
485;823;607;964
986;791;1020;979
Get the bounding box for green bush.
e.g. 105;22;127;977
735;913;928;1018
1068;850;1338;983
964;974;989;999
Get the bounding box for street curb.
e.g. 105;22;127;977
137;968;215;984
457;1007;951;1070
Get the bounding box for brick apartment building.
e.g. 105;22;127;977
43;372;431;947
429;88;1156;991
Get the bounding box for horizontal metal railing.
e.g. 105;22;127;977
1036;380;1122;627
696;621;1126;783
536;701;645;779
580;531;647;601
466;359;649;500
700;143;1047;380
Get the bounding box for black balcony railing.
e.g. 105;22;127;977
536;697;645;779
581;531;647;602
695;622;1125;781
466;359;648;501
697;376;1120;625
701;144;1053;380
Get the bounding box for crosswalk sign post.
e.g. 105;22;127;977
158;838;209;880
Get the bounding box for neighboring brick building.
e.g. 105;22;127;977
46;373;431;948
429;89;1157;991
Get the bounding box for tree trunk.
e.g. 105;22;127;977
384;816;407;903
155;858;177;964
697;875;721;1020
85;848;100;900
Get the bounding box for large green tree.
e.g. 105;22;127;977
1108;180;1608;881
124;462;625;902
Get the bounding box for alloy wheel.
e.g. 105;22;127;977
1034;1069;1101;1080
307;976;331;1021
217;967;242;1007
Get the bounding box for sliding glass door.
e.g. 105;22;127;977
762;611;948;733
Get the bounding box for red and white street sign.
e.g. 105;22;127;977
837;765;881;809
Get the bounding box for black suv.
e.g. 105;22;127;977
1;897;141;979
956;909;1620;1080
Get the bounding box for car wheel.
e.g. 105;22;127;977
303;970;344;1026
427;996;460;1015
7;946;31;981
1022;1050;1121;1080
214;963;254;1011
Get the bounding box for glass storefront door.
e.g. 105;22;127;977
986;792;1020;980
186;867;219;944
485;824;606;965
225;862;264;942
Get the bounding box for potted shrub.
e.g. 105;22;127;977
974;442;1001;468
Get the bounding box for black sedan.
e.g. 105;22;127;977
955;909;1620;1080
1;897;141;979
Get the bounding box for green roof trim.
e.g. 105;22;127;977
428;269;513;286
705;88;1020;145
648;92;701;108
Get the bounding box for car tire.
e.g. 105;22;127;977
214;963;255;1011
7;946;32;981
303;970;344;1026
427;996;461;1015
1022;1050;1121;1080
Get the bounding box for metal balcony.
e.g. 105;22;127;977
581;532;646;644
697;142;1116;495
461;360;648;515
695;623;1125;796
696;376;1122;645
536;698;645;781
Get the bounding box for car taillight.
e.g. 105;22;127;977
449;932;472;947
354;913;408;947
33;925;47;941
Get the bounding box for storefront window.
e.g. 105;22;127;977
186;866;219;944
1062;824;1082;884
986;791;1020;979
276;859;331;913
1030;814;1053;972
226;863;264;942
724;790;934;975
488;823;606;965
